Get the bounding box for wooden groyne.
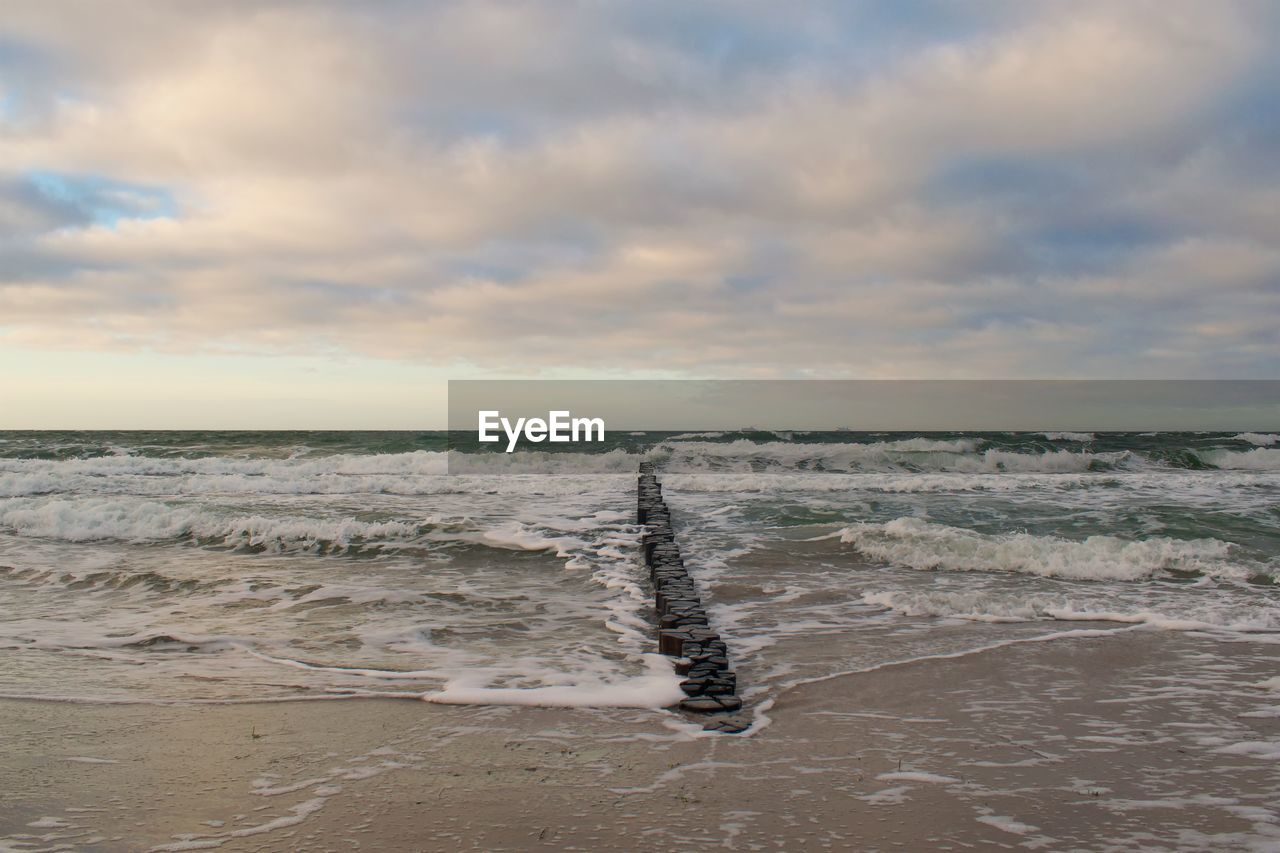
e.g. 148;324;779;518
638;462;743;727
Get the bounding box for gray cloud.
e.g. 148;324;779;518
0;0;1277;379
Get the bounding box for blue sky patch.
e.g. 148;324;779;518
25;170;178;227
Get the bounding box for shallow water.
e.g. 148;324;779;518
0;430;1277;709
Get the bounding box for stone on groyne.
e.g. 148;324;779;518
638;462;744;721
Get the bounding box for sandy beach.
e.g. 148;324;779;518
5;627;1279;851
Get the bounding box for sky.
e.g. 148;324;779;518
1;1;1278;428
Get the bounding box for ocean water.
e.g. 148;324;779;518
1;429;1277;712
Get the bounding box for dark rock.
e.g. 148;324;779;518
679;697;724;713
679;678;709;696
666;600;702;611
681;694;743;714
703;716;751;734
702;680;735;696
713;695;743;712
660;613;708;630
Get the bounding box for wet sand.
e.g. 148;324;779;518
4;628;1280;851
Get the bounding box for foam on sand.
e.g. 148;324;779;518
975;815;1040;835
420;654;684;709
148;796;329;851
875;771;960;784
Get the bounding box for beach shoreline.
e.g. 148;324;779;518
5;627;1279;851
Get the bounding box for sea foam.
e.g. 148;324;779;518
862;589;1280;632
833;517;1257;581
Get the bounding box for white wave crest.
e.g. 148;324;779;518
0;450;449;479
1196;448;1280;471
1235;433;1279;447
834;517;1254;581
879;438;981;452
1042;432;1095;442
862;589;1280;632
0;497;425;548
969;448;1110;472
0;453;637;498
446;448;640;474
478;522;587;558
654;440;1114;474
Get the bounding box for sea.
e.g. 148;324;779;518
1;429;1277;713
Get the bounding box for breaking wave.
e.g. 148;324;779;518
830;517;1267;582
0;495;601;559
3;437;1277;499
862;589;1280;632
652;440;1122;474
1195;448;1280;471
1042;432;1095;442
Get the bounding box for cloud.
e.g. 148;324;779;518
0;0;1277;381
